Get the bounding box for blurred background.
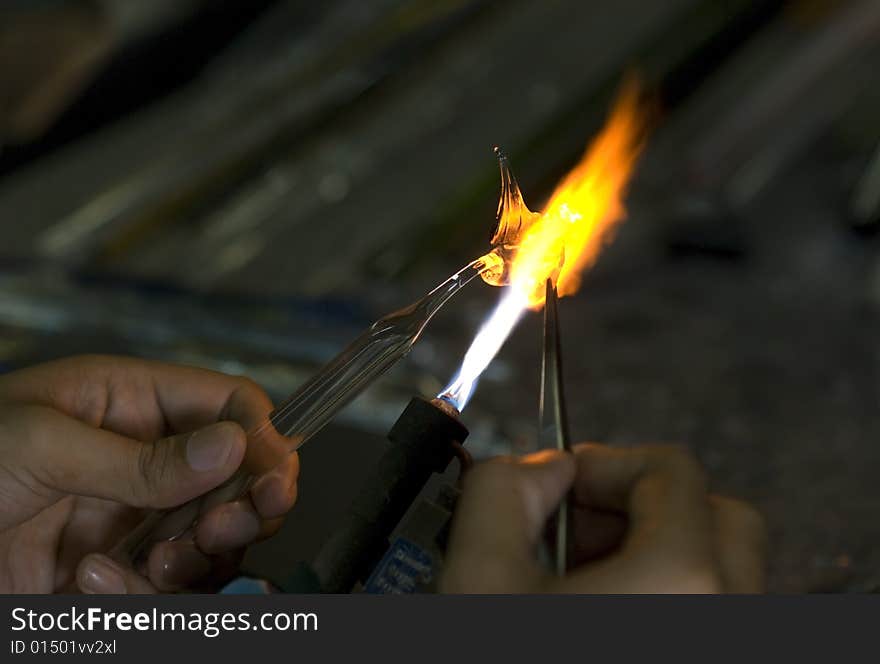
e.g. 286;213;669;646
1;0;879;592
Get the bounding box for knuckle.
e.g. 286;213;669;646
71;380;109;428
234;376;265;400
647;444;707;487
133;438;175;506
222;376;272;427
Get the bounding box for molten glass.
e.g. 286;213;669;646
479;148;542;288
441;80;647;410
479;80;645;307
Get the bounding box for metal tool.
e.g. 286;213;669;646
538;278;573;575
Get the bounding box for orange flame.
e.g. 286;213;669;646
483;79;646;307
440;80;648;410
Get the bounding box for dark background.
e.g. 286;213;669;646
1;0;878;592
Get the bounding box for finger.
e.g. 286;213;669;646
0;355;268;432
194;549;247;592
0;356;294;498
193;451;297;553
711;496;767;593
570;443;714;556
569;506;627;565
15;405;246;510
180;423;290;554
546;443;720;593
77;553;157;594
249;452;299;520
441;450;575;593
194;505;286;556
257;517;286;541
195;500;262;555
0;355;288;448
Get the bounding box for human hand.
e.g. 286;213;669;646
0;355;298;593
441;444;766;593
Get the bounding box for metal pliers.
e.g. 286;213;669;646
538;278;574;574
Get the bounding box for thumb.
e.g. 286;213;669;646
441;450;575;593
123;421;247;508
15;405;246;509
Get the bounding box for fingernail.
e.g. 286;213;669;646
79;558;126;594
186;423;237;472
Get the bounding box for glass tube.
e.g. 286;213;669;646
111;259;488;566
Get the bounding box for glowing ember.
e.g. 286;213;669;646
441;80;647;410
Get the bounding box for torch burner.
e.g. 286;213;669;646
312;396;469;593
